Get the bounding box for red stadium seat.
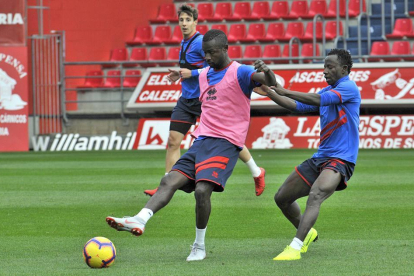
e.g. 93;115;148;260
325;20;344;40
303;0;328;19
245;1;270;21
301;43;321;63
263;1;289;20
386;18;414;39
79;70;103;88
127;48;148;67
226;2;251;21
303;21;342;41
281;44;300;63
147;25;172;45
123;70;142;88
227;24;247;43
389;41;411;61
262;44;282;63
239;23;266;43
368;41;390;62
243;45;262;64
212;2;233;22
104;48;127;68
228;45;242;59
126;25;152;45
150;3;177;23
103;70;121;88
326;0;366;18
279;22;304;42
197;3;214;22
282;0;309;19
211;24;228;35
148;47;167;67
258;22;285;42
165;47;180;66
197;25;209;35
165;25;182;45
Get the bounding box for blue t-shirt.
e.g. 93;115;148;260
180;32;208;99
295;76;361;164
206;62;259;98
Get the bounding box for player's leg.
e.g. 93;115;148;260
107;171;190;236
295;169;341;241
165;130;185;172
239;145;266;196
186;181;215;262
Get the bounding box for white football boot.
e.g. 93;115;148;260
106;216;145;236
186;243;206;261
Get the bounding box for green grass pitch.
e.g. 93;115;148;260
0;149;413;275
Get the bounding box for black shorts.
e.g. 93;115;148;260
170;97;201;135
295;158;355;191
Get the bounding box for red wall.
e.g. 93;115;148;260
27;0;172;110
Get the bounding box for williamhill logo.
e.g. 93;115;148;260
31;131;137;151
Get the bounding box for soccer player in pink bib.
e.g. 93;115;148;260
106;29;276;261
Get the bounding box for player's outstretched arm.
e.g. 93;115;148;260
272;83;321;106
254;85;297;111
252;60;276;87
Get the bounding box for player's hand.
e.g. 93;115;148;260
253;85;271;96
167;69;180;82
254;60;270;73
179;68;192;79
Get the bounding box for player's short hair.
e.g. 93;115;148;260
327;48;353;74
178;4;198;21
203;29;228;48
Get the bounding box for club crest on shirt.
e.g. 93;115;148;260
206;87;217;101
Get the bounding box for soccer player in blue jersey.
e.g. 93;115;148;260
144;4;266;197
255;49;360;261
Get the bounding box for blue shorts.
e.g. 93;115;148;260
170;97;201;130
295;158;355;191
172;137;241;193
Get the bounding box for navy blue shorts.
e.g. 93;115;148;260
295;158;355;191
170;97;201;134
172;137;241;193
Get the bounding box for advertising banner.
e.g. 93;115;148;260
0;47;29;151
134;115;414;150
127;63;414;110
0;0;26;46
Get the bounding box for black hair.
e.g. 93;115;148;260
202;29;228;48
177;4;198;21
327;48;353;74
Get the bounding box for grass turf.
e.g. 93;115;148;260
0;149;413;275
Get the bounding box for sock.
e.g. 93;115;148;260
195;227;207;245
134;208;153;224
290;237;303;251
245;157;261;177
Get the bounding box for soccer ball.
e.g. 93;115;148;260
83;237;116;268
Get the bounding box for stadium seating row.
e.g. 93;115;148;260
150;0;366;24
79;70;142;88
369;40;414;61
127;21;344;45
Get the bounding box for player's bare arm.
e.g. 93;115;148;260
252;60;276;86
167;69;180;82
254;85;297;111
272;83;321;106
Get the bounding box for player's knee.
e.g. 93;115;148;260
274;189;287;208
167;135;181;149
194;185;212;203
307;190;324;206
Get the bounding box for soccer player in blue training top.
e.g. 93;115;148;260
143;4;266;197
255;49;360;261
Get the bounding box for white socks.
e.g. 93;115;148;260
245;157;261;177
195;227;207;245
290;237;303;251
135;208;153;224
